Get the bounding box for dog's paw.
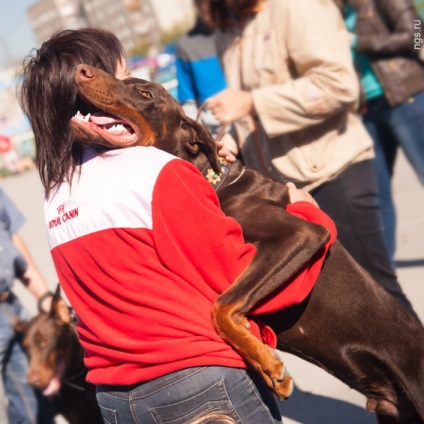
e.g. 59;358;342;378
267;348;294;401
272;373;294;401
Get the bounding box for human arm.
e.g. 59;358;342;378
250;183;337;314
210;0;360;135
355;0;422;57
151;162;335;347
0;188;52;312
206;89;255;125
152;160;256;295
12;233;53;312
152;160;336;312
252;0;360;136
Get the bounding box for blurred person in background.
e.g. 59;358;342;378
0;187;54;424
176;0;238;154
206;0;420;321
335;0;424;264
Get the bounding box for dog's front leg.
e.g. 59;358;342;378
213;289;293;400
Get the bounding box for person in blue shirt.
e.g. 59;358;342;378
0;187;54;424
176;0;237;155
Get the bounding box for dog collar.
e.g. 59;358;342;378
201;156;231;192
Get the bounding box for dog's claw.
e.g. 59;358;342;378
261;354;294;401
275;376;294;401
280;363;287;380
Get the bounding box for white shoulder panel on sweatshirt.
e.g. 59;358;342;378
45;146;177;249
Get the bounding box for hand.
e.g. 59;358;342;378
206;89;254;124
216;133;239;163
286;182;319;207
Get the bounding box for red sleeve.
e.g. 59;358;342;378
250;201;337;315
151;159;256;296
286;201;337;246
153;162;336;348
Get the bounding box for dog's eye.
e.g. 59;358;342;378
137;88;152;98
34;333;50;347
39;338;49;348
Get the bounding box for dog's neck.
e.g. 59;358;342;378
200;157;232;191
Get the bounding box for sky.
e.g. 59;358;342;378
0;0;38;70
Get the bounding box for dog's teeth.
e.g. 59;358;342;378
74;111;89;122
107;124;126;133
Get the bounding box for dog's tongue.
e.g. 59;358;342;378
42;376;61;397
42;360;65;397
90;112;125;126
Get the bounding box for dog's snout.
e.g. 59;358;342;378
76;64;96;82
27;369;41;387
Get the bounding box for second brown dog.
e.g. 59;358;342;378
21;285;102;424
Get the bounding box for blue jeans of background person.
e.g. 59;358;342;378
0;293;37;424
0;294;54;424
362;92;424;262
312;160;419;322
96;366;283;423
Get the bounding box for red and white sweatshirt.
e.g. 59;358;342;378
45;146;336;386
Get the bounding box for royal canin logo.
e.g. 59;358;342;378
49;205;79;229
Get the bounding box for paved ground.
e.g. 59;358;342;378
1;151;423;424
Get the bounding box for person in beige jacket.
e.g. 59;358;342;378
206;0;419;320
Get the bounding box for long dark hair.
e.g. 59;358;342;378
18;28;126;195
209;0;263;28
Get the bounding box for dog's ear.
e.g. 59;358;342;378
13;318;29;334
181;116;220;174
50;284;71;324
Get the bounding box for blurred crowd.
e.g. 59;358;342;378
175;0;424;278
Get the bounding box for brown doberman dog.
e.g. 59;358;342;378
71;64;424;424
21;285;102;424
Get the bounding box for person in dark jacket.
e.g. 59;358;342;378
337;0;424;262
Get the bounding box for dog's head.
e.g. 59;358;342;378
71;64;220;173
22;285;81;397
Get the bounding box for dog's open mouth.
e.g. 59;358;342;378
71;110;138;146
42;360;65;397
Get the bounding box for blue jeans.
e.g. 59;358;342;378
0;294;37;424
363;92;424;261
0;294;54;424
96;366;283;423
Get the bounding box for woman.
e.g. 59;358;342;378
206;0;420;321
19;28;336;423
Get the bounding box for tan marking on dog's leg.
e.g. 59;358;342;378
213;301;293;400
